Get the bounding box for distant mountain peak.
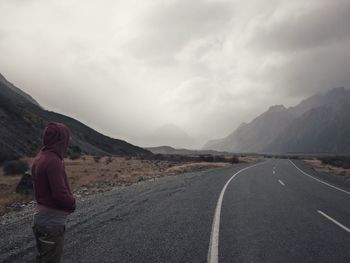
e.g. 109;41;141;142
238;122;247;128
326;86;348;95
156;124;189;135
267;105;286;112
204;86;350;153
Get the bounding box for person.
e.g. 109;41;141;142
31;122;76;263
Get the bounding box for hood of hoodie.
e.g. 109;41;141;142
42;122;70;159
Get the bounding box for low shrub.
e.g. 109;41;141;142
93;156;102;163
229;156;239;164
106;156;113;164
319;156;350;169
69;151;81;160
200;155;215;162
0;152;20;164
16;171;34;195
3;160;29;175
68;145;82;160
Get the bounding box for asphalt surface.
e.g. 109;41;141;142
0;159;349;262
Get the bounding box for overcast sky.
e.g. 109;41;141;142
1;0;349;148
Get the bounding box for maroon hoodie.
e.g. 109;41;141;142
31;122;76;213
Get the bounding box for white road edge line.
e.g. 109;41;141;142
278;179;285;186
289;160;350;195
317;210;350;234
207;161;267;263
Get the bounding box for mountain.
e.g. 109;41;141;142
0;73;152;162
133;124;200;149
204;87;350;154
0;74;40;107
204;105;296;152
147;145;228;156
266;87;350;153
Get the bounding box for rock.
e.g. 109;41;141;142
137;176;144;182
16;171;33;195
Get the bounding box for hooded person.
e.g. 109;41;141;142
31;122;76;263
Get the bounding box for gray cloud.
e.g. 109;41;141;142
126;0;234;65
0;0;349;148
245;0;350;98
248;1;350;52
260;39;350;97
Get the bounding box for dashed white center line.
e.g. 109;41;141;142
273;170;276;174
278;179;285;186
318;210;350;234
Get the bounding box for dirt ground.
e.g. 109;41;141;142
0;155;236;216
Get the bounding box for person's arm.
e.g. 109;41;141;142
46;158;76;212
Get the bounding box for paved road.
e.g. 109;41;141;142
1;159;349;262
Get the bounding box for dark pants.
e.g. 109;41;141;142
32;224;66;263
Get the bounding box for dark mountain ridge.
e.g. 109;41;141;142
0;73;40;107
0;73;151;162
204;87;350;154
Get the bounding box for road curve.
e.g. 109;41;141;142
0;159;349;262
219;159;350;263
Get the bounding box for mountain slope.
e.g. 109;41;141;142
0;74;152;162
0;73;40;106
266;90;350;153
204;87;350;154
133;124;200;149
204;105;296;152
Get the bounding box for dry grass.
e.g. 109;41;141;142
0;155;232;215
304;159;350;180
164;162;229;174
239;156;258;163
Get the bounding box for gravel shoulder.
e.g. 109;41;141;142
0;155;232;216
0;163;248;263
